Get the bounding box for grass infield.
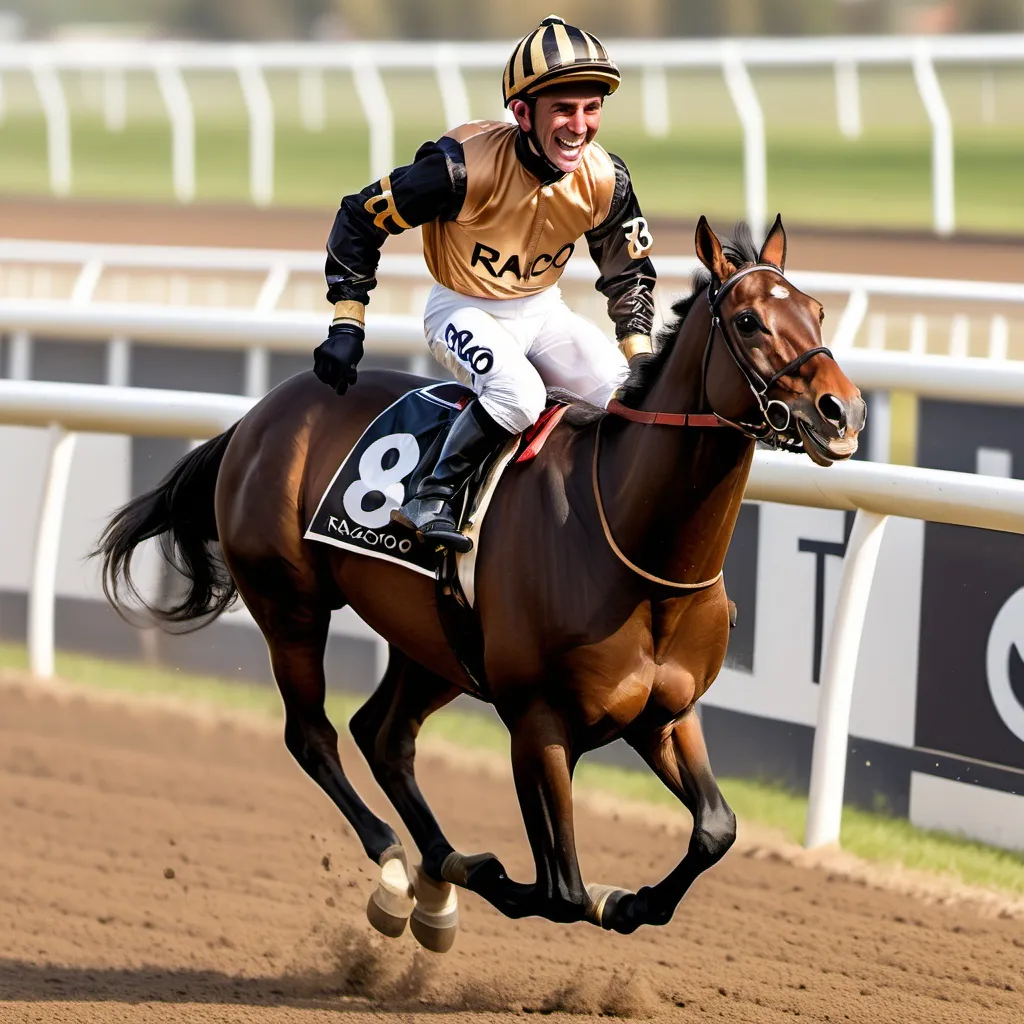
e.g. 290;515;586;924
2;640;1022;896
1;116;1023;235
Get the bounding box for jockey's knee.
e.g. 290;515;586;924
479;372;546;435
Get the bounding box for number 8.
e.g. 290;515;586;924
342;432;420;529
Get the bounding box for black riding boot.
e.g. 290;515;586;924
391;399;514;553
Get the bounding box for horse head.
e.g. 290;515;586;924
695;215;865;466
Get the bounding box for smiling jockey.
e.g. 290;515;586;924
314;15;657;552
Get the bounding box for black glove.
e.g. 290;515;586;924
313;321;365;395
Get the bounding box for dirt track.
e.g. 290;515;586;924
6;196;1024;282
2;678;1023;1024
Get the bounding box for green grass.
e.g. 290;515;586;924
3;90;1024;233
2;640;1022;896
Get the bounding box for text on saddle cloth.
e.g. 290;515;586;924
304;385;571;578
304;382;472;576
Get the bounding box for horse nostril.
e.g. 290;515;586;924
817;394;847;432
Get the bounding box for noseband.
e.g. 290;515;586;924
596;263;834;590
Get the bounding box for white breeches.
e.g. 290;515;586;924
422;283;629;434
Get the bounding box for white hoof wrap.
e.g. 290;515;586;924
410;864;459;953
366;846;415;939
585;882;628;928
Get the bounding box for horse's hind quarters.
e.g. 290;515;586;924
410;864;459;953
366;847;416;939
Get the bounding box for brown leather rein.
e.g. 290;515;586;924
594;263;833;590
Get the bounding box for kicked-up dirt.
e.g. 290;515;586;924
1;676;1023;1023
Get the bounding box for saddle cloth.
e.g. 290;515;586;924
305;382;568;579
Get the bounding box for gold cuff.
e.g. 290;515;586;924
332;300;365;326
619;334;653;361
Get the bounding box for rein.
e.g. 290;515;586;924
595;262;832;590
591;417;724;591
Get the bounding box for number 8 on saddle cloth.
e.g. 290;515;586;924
304;382;475;576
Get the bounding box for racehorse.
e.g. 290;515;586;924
96;216;864;948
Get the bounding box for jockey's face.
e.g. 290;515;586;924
511;84;604;174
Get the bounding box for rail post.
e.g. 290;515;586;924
722;45;766;241
641;64;670;138
28;424;77;680
434;46;471;129
829;288;868;351
237;56;274;207
103;66;127;132
353;53;393;182
30;57;71;196
912;44;954;237
155;60;195;203
804;508;888;849
834;59;862;140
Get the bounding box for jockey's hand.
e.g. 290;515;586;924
314;322;365;395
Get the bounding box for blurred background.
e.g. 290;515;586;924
0;1;1023;232
6;0;1024;40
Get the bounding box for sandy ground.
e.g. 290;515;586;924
1;675;1023;1024
6;196;1024;282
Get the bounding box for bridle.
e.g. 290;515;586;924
595;262;834;590
701;263;832;448
606;263;833;447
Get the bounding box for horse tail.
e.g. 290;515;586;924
94;424;239;631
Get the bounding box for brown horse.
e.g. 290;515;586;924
96;216;864;947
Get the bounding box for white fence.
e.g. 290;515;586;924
5;238;1024;463
4;34;1024;231
3;377;1024;852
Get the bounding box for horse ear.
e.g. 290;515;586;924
695;215;735;281
758;213;787;271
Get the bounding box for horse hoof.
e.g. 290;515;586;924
585;883;631;929
366;846;415;939
410;864;459;954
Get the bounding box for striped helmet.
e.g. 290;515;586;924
502;15;620;107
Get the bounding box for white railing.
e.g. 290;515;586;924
3;35;1024;231
3;377;1024;852
4;238;1024;463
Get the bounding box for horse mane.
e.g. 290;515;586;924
563;223;759;427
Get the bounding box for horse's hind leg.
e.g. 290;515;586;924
591;707;736;934
349;648;462;951
246;591;411;931
440;700;589;925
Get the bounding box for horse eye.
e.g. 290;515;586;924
736;313;761;335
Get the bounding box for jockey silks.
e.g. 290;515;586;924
325;121;656;341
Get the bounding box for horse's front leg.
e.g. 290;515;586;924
442;699;589;924
590;707;736;934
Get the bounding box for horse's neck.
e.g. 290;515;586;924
600;302;755;584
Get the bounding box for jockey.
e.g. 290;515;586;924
314;15;657;552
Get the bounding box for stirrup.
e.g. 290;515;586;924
390;498;473;554
420;521;473;554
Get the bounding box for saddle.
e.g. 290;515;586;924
435;399;569;698
304;382;570;697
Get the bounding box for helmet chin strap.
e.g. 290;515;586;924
513;115;566;185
